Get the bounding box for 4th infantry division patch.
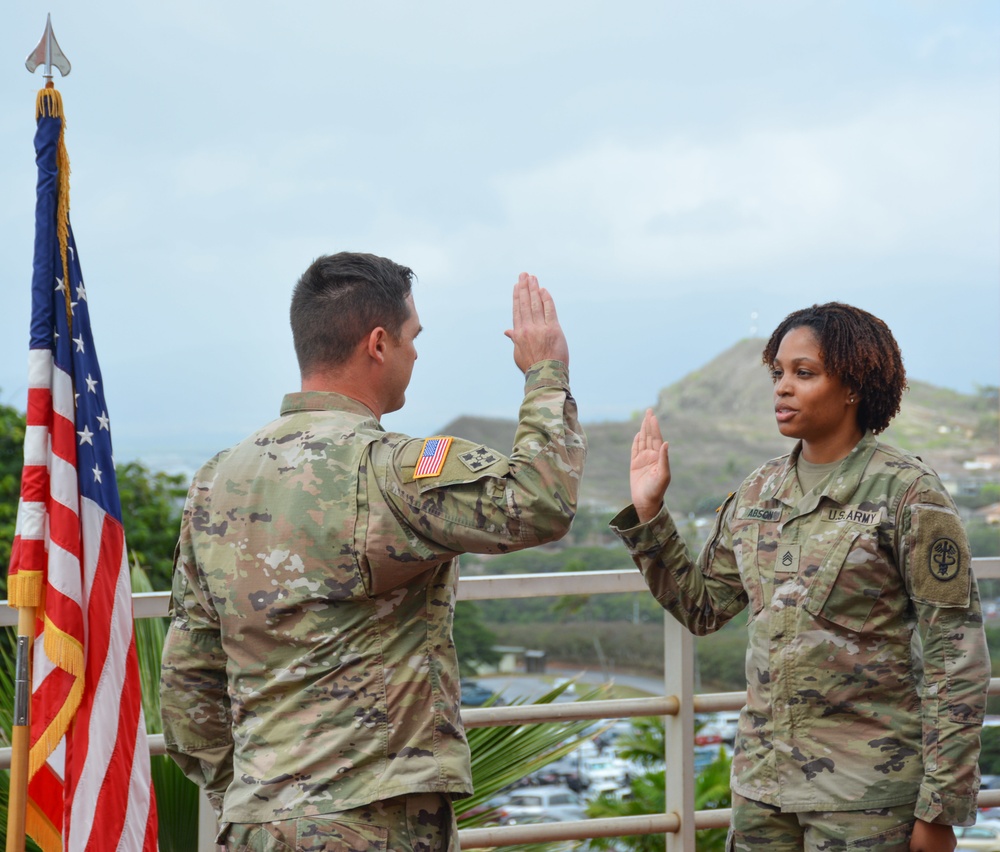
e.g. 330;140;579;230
414;436;453;478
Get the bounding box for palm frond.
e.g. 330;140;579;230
131;558;200;852
458;681;611;823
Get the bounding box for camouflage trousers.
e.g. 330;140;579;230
223;793;458;852
727;792;915;851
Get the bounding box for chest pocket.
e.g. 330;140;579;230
733;524;765;619
802;525;886;633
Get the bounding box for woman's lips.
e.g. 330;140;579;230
775;405;796;423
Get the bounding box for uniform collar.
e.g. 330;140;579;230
280;391;381;424
760;431;879;508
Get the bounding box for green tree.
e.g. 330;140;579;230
0;399;27;596
954;483;1000;511
967;518;1000;560
453;600;501;676
981;726;1000;777
116;461;187;590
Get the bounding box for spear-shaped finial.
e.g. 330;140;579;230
25;14;71;82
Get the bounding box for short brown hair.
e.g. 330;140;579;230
290;252;413;375
762;302;907;434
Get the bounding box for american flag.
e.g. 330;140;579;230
6;88;158;851
414;436;453;478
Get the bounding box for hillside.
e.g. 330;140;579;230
440;339;1000;516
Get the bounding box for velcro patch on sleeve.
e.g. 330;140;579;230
457;445;503;473
413;436;453;479
908;504;971;607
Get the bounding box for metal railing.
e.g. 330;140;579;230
4;557;1000;850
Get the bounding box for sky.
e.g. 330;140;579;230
1;1;997;475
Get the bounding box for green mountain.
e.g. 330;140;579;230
441;338;999;516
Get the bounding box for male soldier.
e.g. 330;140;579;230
160;253;586;851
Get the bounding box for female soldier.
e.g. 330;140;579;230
612;303;989;852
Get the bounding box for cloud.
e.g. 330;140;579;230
457;83;1000;292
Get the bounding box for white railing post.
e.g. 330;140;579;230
198;789;219;851
663;612;696;852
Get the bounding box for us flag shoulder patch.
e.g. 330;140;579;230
414;436;453;478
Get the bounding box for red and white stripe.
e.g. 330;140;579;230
13;347;157;851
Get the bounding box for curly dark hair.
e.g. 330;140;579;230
761;303;907;434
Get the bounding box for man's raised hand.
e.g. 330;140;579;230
504;272;569;374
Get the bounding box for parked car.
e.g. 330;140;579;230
694;742;732;773
460;679;505;707
595;719;635;747
520;755;588;793
579;755;632;794
696;711;741;744
956;820;1000;852
501;785;588;824
460;796;509;825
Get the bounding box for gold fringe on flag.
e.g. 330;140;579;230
36;85;73;336
7;571;44;609
24;802;60;852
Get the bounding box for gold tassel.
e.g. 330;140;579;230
7;571;44;609
36;87;73;336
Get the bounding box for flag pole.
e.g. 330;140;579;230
5;17;73;852
6;608;35;852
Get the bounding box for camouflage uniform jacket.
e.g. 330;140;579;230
611;432;988;825
160;360;585;826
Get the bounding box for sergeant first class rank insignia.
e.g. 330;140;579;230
414;436;453;478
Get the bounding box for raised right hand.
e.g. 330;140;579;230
631;409;671;523
504;272;570;374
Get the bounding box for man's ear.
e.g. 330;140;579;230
366;327;388;364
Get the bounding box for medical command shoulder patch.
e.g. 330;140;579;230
910;503;971;606
928;537;961;583
413;436;453;478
